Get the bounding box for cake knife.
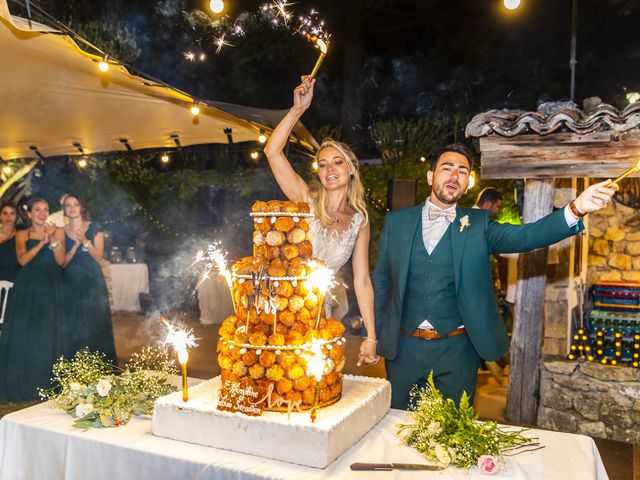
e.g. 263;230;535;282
350;463;444;471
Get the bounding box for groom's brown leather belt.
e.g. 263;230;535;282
401;327;466;340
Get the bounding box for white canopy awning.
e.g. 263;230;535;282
0;0;315;160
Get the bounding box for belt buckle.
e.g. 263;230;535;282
418;328;436;340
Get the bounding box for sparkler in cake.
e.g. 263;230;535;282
306;340;326;423
193;243;237;315
305;260;336;329
163;321;198;402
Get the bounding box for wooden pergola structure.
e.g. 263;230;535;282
466;100;640;425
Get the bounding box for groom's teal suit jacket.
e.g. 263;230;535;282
372;205;583;361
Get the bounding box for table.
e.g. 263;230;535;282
108;263;149;312
0;402;607;480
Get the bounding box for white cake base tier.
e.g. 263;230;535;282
152;374;391;469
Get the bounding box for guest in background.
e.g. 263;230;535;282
62;194;116;364
47;193;68;228
474;187;503;218
0;203;20;282
0;198;67;401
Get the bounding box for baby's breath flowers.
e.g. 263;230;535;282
40;348;177;429
397;373;538;471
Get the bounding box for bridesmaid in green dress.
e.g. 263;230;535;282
0;203;20;282
62;194;117;364
0;198;66;401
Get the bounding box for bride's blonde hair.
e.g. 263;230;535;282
309;139;369;228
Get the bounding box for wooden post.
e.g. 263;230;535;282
506;178;555;425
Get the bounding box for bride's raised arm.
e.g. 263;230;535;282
264;77;315;203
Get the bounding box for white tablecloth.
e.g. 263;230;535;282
0;401;607;480
109;263;149;312
196;275;234;324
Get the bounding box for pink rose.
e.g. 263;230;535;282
477;455;500;475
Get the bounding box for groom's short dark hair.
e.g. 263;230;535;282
431;144;474;171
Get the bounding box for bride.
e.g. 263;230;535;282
264;77;379;367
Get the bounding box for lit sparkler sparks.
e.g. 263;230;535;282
305;339;326;423
163;320;198;402
271;0;294;26
213;33;234;54
185;2;330;57
192;243;237;314
184;51;196;61
305;260;336;329
162;320;198;353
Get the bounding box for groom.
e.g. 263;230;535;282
372;144;617;409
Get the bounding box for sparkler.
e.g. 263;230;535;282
186;2;330;59
213;33;233;54
305;340;326;423
163;320;198;402
308;37;328;80
193;243;237;315
305;261;335;329
271;0;294;25
608;159;640;187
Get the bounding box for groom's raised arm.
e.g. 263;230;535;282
485;207;583;254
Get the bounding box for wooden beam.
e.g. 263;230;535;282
479;131;640;179
506;178;555;425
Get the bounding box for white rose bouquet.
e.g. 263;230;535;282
397;373;540;472
40;347;178;429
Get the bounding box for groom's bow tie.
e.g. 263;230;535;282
428;206;456;222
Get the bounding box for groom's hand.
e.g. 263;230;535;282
573;179;618;215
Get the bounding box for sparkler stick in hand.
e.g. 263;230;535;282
308;37;328;80
608;159;640;187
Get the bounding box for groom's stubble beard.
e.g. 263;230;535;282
433;182;465;206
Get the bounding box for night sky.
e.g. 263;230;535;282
15;0;640;140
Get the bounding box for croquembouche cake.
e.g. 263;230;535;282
216;200;346;412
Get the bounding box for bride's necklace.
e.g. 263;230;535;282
329;200;346;225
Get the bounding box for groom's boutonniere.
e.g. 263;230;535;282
459;215;470;232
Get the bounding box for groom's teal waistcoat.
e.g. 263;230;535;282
401;223;462;335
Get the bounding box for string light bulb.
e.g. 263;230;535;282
503;0;521;10
78;158;88;168
258;132;267;143
250;151;260;160
190;101;201;116
2;165;11;174
312;161;318;171
209;0;224;14
161;153;170;163
468;171;476;189
420;156;426;163
98;54;110;72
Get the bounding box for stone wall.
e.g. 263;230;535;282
537;357;640;443
588;200;640;285
541;179;583;356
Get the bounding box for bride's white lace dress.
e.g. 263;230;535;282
308;208;363;274
308;206;363;319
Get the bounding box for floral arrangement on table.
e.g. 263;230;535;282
397;374;542;474
40;347;178;429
